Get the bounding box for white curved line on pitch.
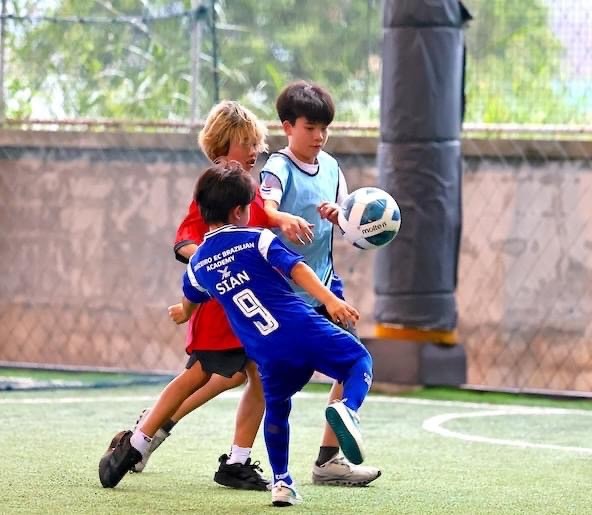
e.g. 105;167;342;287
423;409;592;454
2;392;592;417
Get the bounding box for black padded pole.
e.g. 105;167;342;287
375;0;470;333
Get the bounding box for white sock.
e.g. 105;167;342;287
130;430;152;457
226;445;251;465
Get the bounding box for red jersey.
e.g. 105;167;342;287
174;190;271;352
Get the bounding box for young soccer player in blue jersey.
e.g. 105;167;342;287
171;162;374;507
259;80;381;485
97;99;378;493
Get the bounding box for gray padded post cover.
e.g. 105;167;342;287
375;0;469;331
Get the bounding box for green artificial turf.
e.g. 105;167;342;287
1;384;591;514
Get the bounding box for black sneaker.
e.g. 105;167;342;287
213;453;271;491
99;430;142;488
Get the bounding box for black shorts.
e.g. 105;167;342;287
185;348;248;378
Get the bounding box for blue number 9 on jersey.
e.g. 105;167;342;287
337;187;401;250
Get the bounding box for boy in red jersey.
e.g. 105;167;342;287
99;101;312;490
99;99;378;491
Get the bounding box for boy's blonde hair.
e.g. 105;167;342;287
198;101;268;162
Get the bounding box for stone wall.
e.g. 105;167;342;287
459;155;592;389
1;130;591;390
0;131;378;372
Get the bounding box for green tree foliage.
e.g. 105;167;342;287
3;0;381;122
2;0;588;123
5;0;197;119
463;0;588;123
211;0;381;121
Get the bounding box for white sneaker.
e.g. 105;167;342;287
271;480;303;507
130;408;170;473
325;401;365;465
312;455;381;486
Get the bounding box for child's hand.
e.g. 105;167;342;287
279;213;315;245
325;298;360;327
168;303;190;324
318;201;340;225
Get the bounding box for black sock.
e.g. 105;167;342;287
162;419;177;433
316;446;339;467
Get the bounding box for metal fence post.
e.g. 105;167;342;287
210;0;219;104
190;2;203;124
0;0;7;123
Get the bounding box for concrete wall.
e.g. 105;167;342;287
459;155;592;389
1;130;591;390
0;131;379;373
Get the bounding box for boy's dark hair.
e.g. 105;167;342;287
276;80;335;126
194;162;255;224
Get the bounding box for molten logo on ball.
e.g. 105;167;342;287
337;187;401;250
361;221;388;235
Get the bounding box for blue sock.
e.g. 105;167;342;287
342;352;373;411
263;398;293;485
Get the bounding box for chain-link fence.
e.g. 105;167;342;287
460;127;592;392
0;0;590;124
465;0;592;124
1;128;591;393
0;0;382;123
1;0;591;392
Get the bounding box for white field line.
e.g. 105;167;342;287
3;390;592;453
422;409;592;454
1;390;592;415
0;395;159;405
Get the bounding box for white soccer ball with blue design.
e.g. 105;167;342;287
337;187;401;250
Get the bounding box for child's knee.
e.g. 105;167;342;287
228;371;248;388
264;398;291;420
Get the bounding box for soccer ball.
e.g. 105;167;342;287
337;187;401;249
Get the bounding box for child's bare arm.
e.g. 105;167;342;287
176;243;198;261
290;262;359;326
168;297;198;324
263;200;315;245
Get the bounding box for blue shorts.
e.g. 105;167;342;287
257;315;370;404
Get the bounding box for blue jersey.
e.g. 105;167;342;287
260;151;340;306
182;225;347;369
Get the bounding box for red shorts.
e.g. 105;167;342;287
185;299;241;352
